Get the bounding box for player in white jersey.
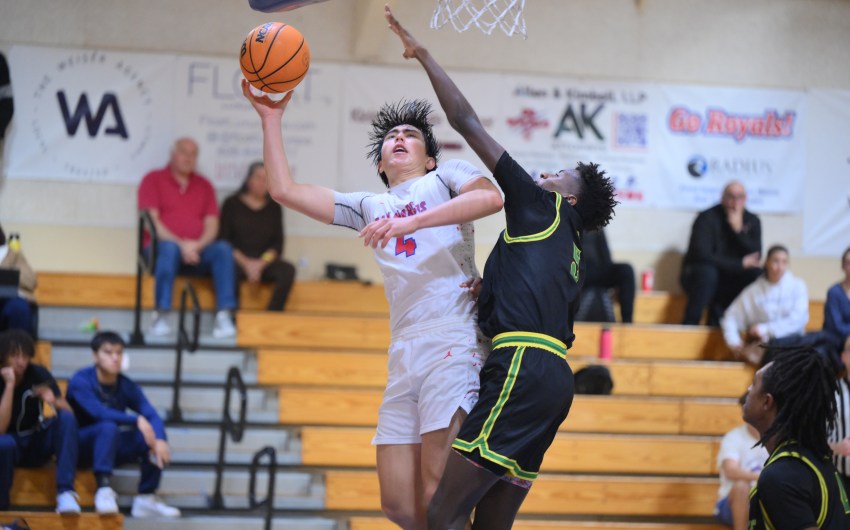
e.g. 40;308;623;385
242;82;503;530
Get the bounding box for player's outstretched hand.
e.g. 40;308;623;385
460;276;483;301
384;4;422;60
241;79;294;118
359;216;420;249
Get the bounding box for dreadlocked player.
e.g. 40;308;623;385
380;7;618;529
242;83;503;530
743;346;850;529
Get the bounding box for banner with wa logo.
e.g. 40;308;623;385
3;46;175;183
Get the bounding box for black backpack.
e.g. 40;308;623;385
574;365;614;395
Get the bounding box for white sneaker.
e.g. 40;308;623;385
212;310;236;339
131;494;181;518
56;490;81;514
149;311;171;337
94;486;119;514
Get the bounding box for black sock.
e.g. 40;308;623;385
95;473;111;489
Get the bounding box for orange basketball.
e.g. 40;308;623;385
240;22;310;94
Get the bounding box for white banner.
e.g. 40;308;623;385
803;90;850;256
654;84;806;212
4;46;176;183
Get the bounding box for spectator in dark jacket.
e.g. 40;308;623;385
582;229;635;323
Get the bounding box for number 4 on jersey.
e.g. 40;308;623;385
395;236;417;257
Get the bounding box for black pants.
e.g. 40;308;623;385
585;263;635;323
237;260;296;311
680;264;762;326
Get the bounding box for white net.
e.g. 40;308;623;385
431;0;527;38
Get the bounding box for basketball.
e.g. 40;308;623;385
240;21;310;94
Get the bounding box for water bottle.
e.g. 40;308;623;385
599;326;613;360
8;233;20;252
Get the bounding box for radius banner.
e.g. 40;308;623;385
654;84;805;213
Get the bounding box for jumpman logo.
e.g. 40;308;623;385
443;350;452;359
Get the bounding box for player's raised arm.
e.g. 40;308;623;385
384;5;504;173
242;80;336;224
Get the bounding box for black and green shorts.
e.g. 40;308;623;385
453;331;575;481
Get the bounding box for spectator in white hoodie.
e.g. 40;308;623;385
721;245;808;365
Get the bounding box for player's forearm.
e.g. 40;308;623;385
412;47;483;136
414;189;502;230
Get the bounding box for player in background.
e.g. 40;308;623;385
381;7;618;529
242;83;503;530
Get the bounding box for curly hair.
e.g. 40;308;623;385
367;99;440;188
758;346;838;459
0;329;35;365
573;162;618;232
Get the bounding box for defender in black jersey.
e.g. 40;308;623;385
744;346;850;529
382;7;618;529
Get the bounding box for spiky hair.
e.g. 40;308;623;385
758;346;838;459
573;162;618;232
367;99;440;187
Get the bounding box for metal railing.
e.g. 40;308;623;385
210;366;248;510
131;211;157;345
166;282;201;423
249;446;277;530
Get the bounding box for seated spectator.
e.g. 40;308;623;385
715;393;768;530
219;162;296;311
0;224;36;337
0;330;80;513
681;181;762;326
138;138;237;338
721;245;808;365
825;246;850;360
581;229;635;323
67;331;180;518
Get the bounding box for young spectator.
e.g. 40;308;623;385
219;161;296;311
581;229;635;323
138;138;237;338
0;224;36;337
0;330;80;513
715;393;768;530
720;245;808;365
67;331;180;517
681;181;762;326
824;246;850;360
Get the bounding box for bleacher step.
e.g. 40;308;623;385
51;344;258;384
141;385;279;424
166;425;299;465
123;515;339;530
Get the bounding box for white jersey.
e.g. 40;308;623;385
716;424;768;500
333;159;486;332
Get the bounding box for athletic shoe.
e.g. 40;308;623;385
94;486;119;514
149;311;171;337
55;490;81;514
131;494;181;518
212;310;236;339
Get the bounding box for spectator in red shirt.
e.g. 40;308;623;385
137;138;237;338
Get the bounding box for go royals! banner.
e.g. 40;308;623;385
3;44;810;215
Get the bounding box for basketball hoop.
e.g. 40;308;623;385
431;0;527;38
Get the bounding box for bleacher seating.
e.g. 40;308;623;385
0;512;122;529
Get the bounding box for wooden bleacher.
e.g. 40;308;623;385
36;272;824;330
349;518;727;530
9;469;95;508
0;512;122;529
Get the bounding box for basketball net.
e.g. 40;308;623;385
431;0;527;38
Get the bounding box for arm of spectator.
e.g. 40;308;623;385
826;288;850;338
197;215;219;250
759;281;809;340
721;297;747;350
145;208;183;244
0;369;14;434
67;375;138;426
127;380;167;441
721;458;760;482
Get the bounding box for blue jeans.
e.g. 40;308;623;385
150;240;236;311
77;421;162;494
0;409;79;510
0;296;33;336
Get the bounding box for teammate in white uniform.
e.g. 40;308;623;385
242;83;503;530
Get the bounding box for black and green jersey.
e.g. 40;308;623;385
477;152;584;347
749;442;850;529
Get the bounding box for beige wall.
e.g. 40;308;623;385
2;0;849;297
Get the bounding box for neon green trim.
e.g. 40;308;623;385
764;444;830;527
492;331;567;358
503;192;561;244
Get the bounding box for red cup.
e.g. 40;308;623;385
641;269;654;292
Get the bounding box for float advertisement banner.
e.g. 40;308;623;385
654;84;805;213
802;90;850;257
4;45;176;183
